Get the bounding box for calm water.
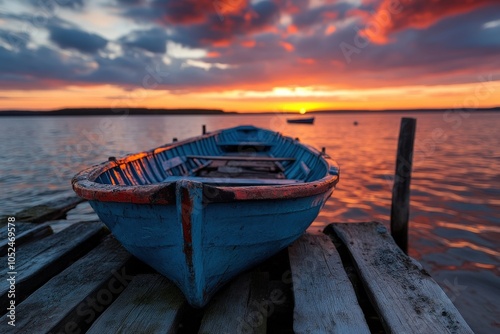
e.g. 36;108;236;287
0;113;499;333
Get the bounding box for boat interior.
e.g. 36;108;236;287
95;126;329;187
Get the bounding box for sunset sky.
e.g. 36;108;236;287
0;0;499;112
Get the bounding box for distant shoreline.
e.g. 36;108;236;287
0;107;499;116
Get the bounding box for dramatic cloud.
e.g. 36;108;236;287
360;0;500;43
0;29;30;49
0;44;97;89
29;0;84;10
273;0;309;14
48;25;108;53
0;0;499;110
116;0;144;4
170;1;280;47
157;0;248;24
292;2;353;28
120;27;169;53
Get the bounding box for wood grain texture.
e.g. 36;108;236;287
164;175;302;185
288;234;370;334
87;274;185;334
0;221;106;312
0;223;53;256
330;222;474;334
0;236;132;334
391;117;417;253
215;141;275;147
186;155;295;162
199;272;268;334
0;222;37;238
2;195;85;224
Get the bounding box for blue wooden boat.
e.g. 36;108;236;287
72;125;339;307
287;116;315;124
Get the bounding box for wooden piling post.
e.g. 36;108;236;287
391;118;416;254
202;125;206;135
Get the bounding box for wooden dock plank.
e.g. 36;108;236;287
0;223;53;256
329;222;474;334
0;221;107;312
87;274;185;334
0;236;132;334
0;222;37;238
288;234;370;334
1;195;84;224
199;272;268;334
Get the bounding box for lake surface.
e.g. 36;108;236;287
0;112;498;333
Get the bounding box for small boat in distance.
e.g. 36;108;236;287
287;116;315;124
72;125;339;307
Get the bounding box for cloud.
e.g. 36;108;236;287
120;0;248;24
0;0;499;98
48;25;108;53
273;0;309;14
0;44;96;89
360;0;500;43
121;0;279;47
29;0;84;10
169;1;280;47
292;2;354;28
160;0;248;24
0;29;30;49
116;0;143;4
120;27;168;53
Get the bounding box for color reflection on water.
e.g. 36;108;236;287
0;112;498;333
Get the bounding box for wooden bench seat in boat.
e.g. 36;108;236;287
162;156;295;176
162;175;303;185
185;155;295;162
215;141;276;147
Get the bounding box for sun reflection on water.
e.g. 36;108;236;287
0;112;498;333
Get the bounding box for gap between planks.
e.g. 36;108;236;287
0;236;132;334
326;222;474;334
289;234;370;334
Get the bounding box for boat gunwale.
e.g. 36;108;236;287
71;127;340;204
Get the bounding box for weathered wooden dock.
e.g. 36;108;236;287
0;119;473;333
0;201;473;334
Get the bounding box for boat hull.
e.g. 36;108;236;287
89;179;332;307
72;125;339;307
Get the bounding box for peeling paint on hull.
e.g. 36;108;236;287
74;125;339;307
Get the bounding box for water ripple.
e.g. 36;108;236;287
0;113;498;333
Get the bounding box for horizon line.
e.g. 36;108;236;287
1;106;499;116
